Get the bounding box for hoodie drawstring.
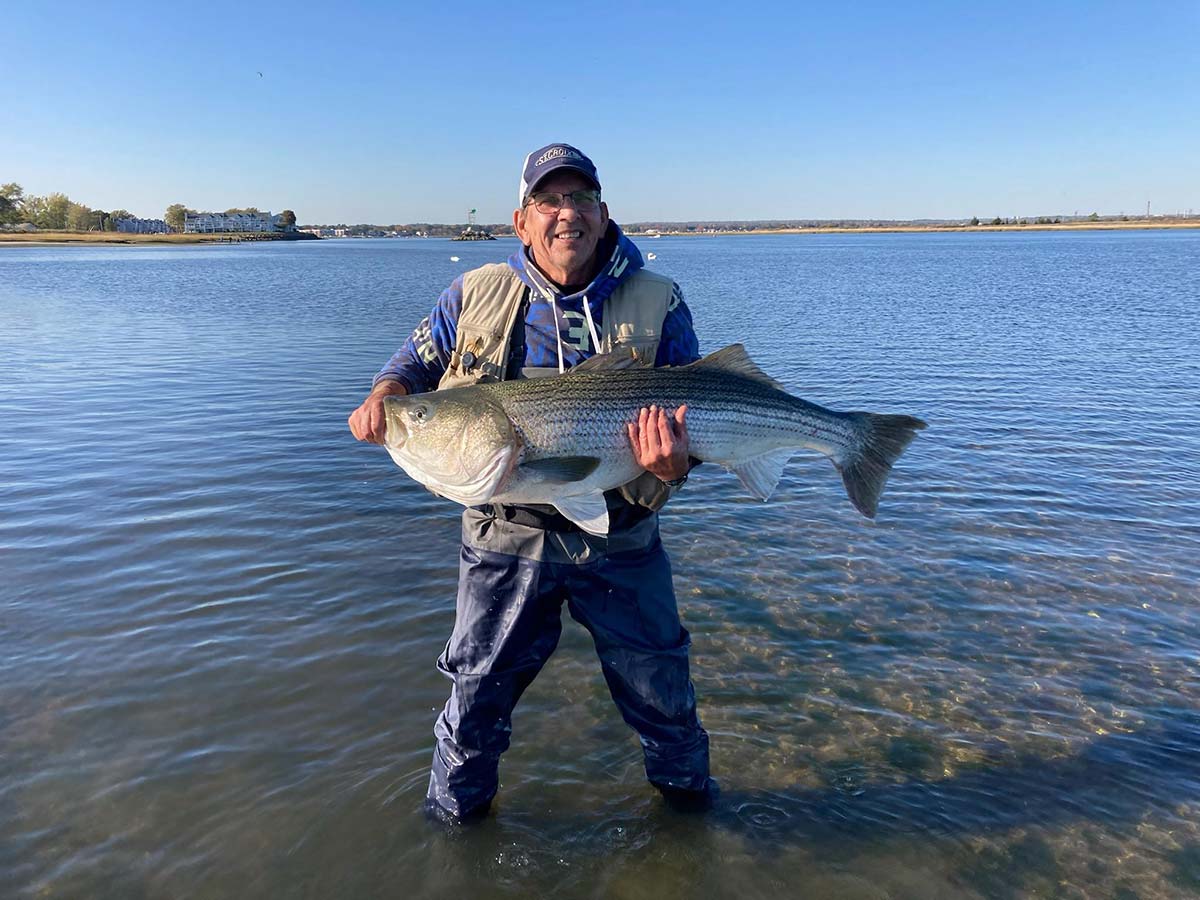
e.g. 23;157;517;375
550;293;566;374
582;294;601;354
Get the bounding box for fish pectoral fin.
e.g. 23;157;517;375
728;449;795;501
552;493;611;535
518;456;602;482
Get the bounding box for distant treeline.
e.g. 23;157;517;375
305;222;518;237
301;211;1192;237
0;183;138;231
0;184;295;232
621;213;1155;231
11;182;1187;236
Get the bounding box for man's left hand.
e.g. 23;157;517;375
627;405;691;482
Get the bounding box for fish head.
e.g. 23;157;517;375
382;390;519;507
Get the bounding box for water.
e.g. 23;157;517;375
2;231;1198;898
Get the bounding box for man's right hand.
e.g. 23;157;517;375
348;381;409;444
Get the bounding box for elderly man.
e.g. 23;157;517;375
348;143;714;823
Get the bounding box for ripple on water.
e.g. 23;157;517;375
2;232;1199;898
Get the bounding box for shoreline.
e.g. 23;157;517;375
0;231;319;246
2;221;1197;246
629;220;1200;237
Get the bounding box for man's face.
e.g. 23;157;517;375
513;170;609;287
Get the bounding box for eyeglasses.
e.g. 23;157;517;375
525;189;601;214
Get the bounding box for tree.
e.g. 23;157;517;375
277;209;296;229
41;193;72;230
66;201;93;231
969;216;980;226
107;209;134;231
0;183;24;224
19;195;48;226
990;217;1002;226
165;203;188;232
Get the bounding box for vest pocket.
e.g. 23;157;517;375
450;326;504;382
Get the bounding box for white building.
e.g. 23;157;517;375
116;218;170;234
184;212;280;234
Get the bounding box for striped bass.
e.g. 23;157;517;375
382;344;926;535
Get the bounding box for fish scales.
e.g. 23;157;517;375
484;366;857;464
380;344;926;534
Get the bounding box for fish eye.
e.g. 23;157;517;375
412;404;429;423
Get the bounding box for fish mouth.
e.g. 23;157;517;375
382;407;407;449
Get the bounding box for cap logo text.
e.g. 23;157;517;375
535;147;583;167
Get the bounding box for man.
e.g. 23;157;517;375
348;143;714;823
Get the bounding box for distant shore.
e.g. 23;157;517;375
2;220;1196;246
629;219;1200;237
0;231;320;246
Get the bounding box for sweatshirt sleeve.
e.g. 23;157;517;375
654;281;701;367
372;276;464;395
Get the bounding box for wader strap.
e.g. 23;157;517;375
503;288;531;380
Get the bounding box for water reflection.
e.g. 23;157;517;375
2;232;1199;898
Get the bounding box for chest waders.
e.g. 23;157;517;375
425;266;712;821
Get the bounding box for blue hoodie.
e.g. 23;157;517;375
373;223;699;395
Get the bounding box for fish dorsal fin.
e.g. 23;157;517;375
728;448;795;501
569;345;653;374
686;344;787;391
552;493;611;535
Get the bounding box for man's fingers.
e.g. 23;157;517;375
656;405;675;447
630;405;694;468
641;406;660;454
348;398;389;445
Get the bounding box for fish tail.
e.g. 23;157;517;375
835;413;927;518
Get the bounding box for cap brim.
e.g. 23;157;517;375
525;166;601;199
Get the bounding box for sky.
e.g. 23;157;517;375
3;1;1197;225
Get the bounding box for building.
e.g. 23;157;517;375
184;212;280;234
116;218;170;234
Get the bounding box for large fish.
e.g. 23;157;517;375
381;344;926;535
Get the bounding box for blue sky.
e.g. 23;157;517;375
3;1;1197;224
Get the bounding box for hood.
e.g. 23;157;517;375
507;221;645;307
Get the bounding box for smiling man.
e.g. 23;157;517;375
348;143;714;824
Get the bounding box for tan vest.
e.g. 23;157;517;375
437;262;679;512
437;263;674;390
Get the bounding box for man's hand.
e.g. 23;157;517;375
348;381;408;445
627;404;690;482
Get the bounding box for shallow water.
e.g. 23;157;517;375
2;231;1198;898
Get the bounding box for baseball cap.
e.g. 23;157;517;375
519;143;601;205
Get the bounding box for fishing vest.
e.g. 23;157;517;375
436;263;673;391
436;261;679;514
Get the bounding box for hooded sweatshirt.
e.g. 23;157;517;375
373;222;699;394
